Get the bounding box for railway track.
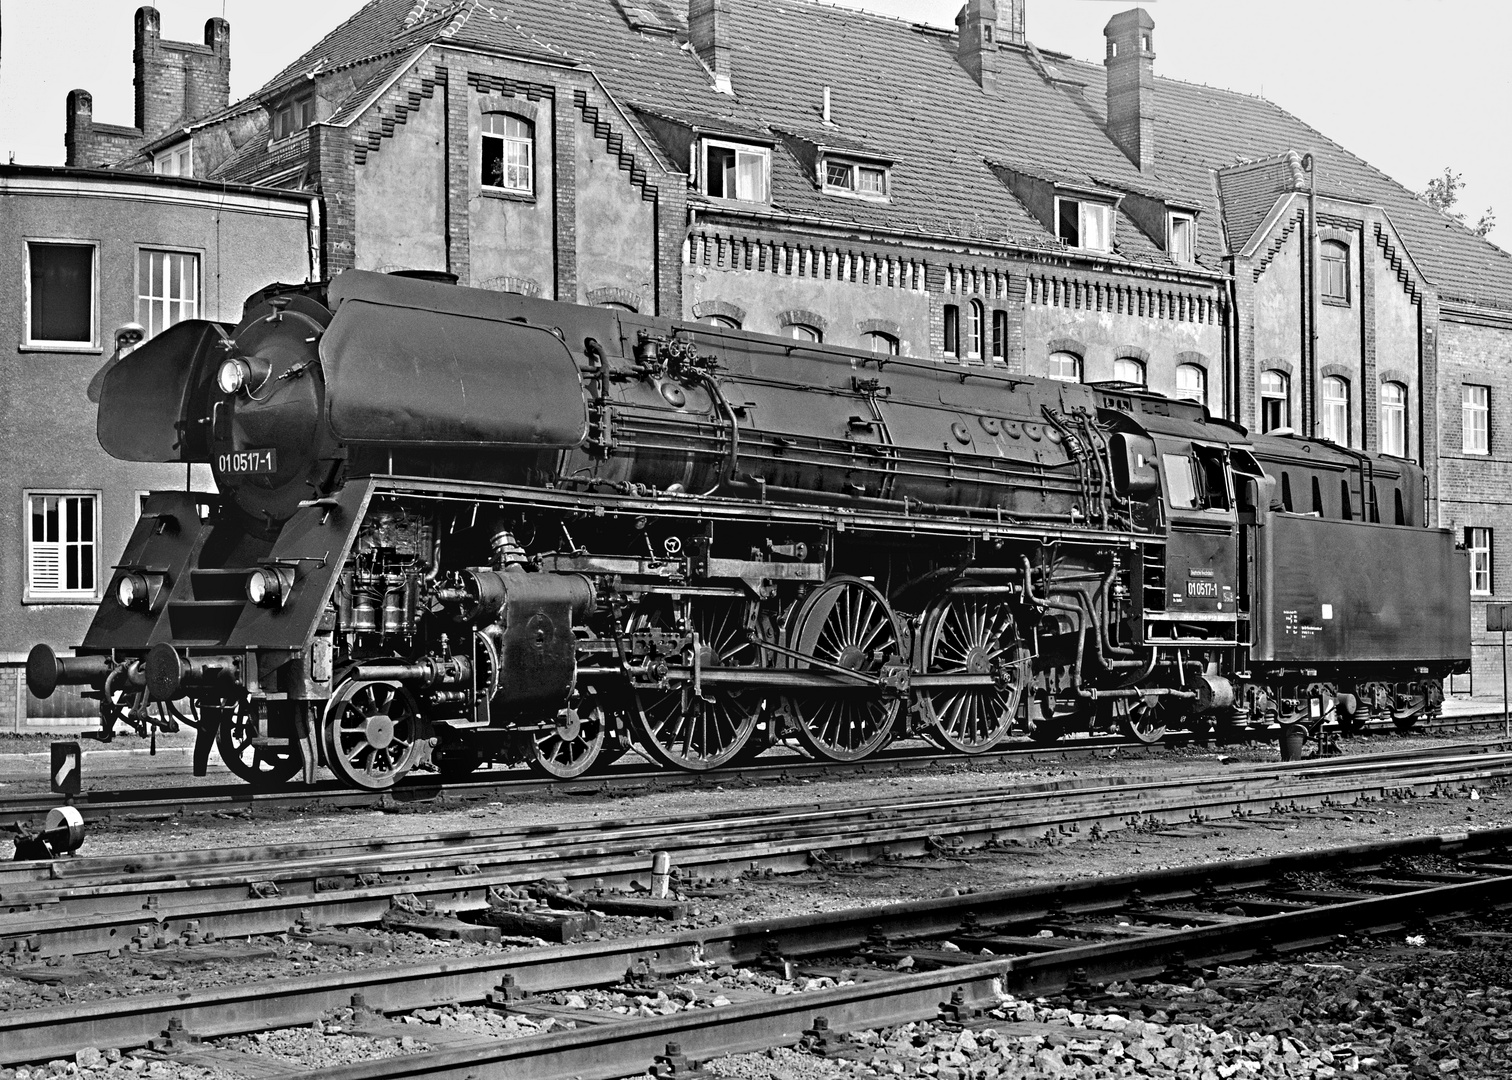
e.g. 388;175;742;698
0;710;1501;830
7;822;1512;1069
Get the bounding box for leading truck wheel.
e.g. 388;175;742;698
322;680;424;790
213;698;302;786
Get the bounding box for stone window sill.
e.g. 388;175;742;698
481;187;536;205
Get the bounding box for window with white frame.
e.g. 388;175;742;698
1056;197;1113;252
1322;376;1350;445
703;140;769;203
943;305;960;358
864;331;899;355
1468;527;1493;595
1113;358;1146;387
27;492;97;600
482;114;534;194
137;250;199;339
786;324;821;343
968;300;985;360
1380;381;1407;456
1259;369;1290;433
153;142;192;177
703;314;741;329
822;158;887;199
24;241;96;349
1047;351;1081;382
272;96;315;140
1175;363;1205;403
991;310;1007;363
1168;213;1195;264
1464;384;1490;455
1321;240;1350;305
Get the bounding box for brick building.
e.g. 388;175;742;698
62;0;1512;688
0;166;317;727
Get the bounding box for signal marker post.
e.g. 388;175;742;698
1487;604;1512;738
50;741;81;797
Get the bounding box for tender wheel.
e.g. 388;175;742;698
530;705;606;779
782;576;901;762
1113;694;1167;745
214;698;302;785
632;598;763;771
322;679;424;790
915;586;1028;754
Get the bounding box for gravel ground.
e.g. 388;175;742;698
4;731;1512;1079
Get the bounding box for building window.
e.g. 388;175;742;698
968;301;985;360
1113;358;1146;387
703;315;740;329
1175;363;1205;404
704;140;769;202
1056;198;1112;252
1464;384;1490;455
786;324;821;342
823;159;887;198
1321;240;1350;305
1259;369;1290;433
943;305;960;357
1168;213;1195;264
272;95;315;140
1047;351;1080;382
24;241;96;349
482;114;534;194
137;250;199;339
1380;381;1407;456
864;331;899;355
991;310;1007;362
153;143;192;177
27;492;97;601
1321;376;1350;445
1468;527;1493;595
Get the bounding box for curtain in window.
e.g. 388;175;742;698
29;244;92;343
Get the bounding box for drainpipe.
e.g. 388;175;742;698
1303;153;1319;438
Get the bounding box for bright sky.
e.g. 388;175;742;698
1;0;1505;243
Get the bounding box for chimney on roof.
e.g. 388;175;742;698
689;0;733;94
956;0;999;89
133;5;232;141
65;90;95;168
998;0;1025;46
1104;8;1156;172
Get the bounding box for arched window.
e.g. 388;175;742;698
1321;240;1350;304
968;300;985;359
1047;351;1080;382
482;114;533;194
864;331;899;355
1321;376;1350;445
1380;381;1406;456
702;314;740;329
1113;358;1146;387
1259;369;1290;433
1175;364;1205;403
786;324;821;342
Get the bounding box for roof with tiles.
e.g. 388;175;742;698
202;0;1511;305
1215;153;1307;254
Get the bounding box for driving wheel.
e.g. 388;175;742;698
782;576;901;762
322;679;424;790
915;585;1028;754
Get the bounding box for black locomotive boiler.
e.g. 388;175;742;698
27;270;1470;787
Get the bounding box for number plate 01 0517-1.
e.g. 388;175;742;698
217;449;278;475
1186;580;1219;599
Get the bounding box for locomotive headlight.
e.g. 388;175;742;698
247;565;296;609
116;573;149;610
217;358;247;394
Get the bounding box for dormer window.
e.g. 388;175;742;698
703;140;769;202
153;142;192;178
1056;197;1113;252
822;158;888;200
272;95;315;140
1168;213;1196;264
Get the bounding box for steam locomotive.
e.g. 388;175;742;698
27;270;1470;788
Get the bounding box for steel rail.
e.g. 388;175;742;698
5;826;1511;1066
4;746;1511;961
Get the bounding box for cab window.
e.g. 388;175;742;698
1162;454;1198;509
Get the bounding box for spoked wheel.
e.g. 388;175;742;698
322;679;425;790
213;698;303;785
782;576;901;762
529;705;607;779
632;598;764;772
915;586;1028;754
1113;693;1168;745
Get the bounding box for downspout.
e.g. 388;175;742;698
442;77;451;275
1303;154;1320;438
1222;257;1238;423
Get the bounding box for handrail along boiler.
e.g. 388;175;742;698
27;271;1470;787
